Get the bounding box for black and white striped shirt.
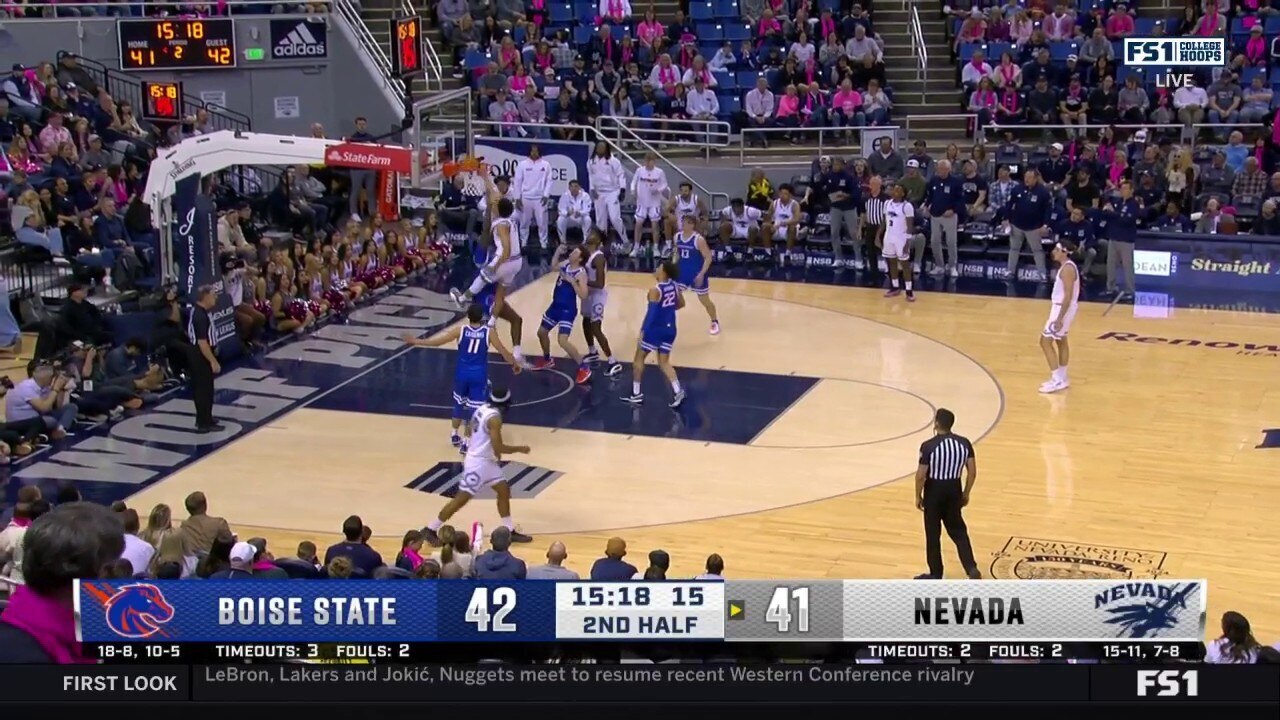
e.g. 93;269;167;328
918;433;974;481
188;305;215;348
862;192;888;226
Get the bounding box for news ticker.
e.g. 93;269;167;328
76;579;1207;643
6;664;1277;704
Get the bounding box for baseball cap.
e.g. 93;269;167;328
906;158;920;168
819;155;831;163
1250;24;1263;32
10;63;23;72
1134;129;1149;142
1051;142;1064;151
1067;54;1078;61
230;542;256;565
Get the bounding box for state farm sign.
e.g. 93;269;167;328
324;142;412;173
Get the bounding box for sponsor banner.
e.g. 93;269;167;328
1135;233;1280;291
1096;330;1280;357
377;171;400;220
170;174;238;357
325;142;412;174
270;18;328;59
466;137;591;196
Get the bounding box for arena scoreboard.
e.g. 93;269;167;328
390;15;424;78
117;18;237;71
141;81;184;122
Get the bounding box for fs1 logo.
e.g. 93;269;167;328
1123;38;1226;66
1137;669;1199;697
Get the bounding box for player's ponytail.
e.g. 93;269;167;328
438;525;456;565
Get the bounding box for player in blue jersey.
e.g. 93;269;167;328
471;233;498;326
674;214;720;335
403;303;521;449
531;244;593;384
622;260;685;408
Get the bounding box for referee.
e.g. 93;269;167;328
915;408;981;580
859;176;887;273
188;285;223;433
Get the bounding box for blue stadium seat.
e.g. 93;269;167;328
610;24;629;40
573;25;593;46
723;23;751;42
1269;16;1280;33
958;43;981;62
1134;17;1160;35
512;24;527;45
984;42;1012;61
700;23;725;42
691;2;714;20
718;94;741;117
714;0;739;19
700;43;721;59
714;71;736;90
1048;41;1077;63
464;49;490;70
1117;66;1144;85
579;7;596;24
817;0;840;12
550;4;574;23
1110;40;1123;60
1271;68;1280;92
1241;67;1265;86
737;70;764;87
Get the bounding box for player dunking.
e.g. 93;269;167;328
622;260;685;408
423;385;533;546
879;183;917;302
582;229;623;376
531;244;593;384
402;303;521;449
1039;240;1079;394
674;214;720;335
451;173;528;366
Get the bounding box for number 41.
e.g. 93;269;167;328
466;587;517;632
766;587;810;633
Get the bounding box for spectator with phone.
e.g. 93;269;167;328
3;362;78;440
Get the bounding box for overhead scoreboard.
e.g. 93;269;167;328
78;579;1206;662
117;18;237;71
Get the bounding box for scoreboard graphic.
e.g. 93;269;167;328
77;579;1207;645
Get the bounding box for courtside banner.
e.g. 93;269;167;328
1134;233;1280;292
77;579;1205;644
467;137;591;196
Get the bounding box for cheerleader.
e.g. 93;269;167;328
334;243;367;299
269;271;313;334
400;225;429;272
384;230;410;282
356;238;389;289
300;261;331;318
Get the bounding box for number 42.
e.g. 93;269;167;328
465;587;517;632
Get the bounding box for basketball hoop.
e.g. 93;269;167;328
442;156;489;199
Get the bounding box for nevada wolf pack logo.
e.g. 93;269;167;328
1095;581;1200;638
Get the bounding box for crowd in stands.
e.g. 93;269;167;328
445;0;896;144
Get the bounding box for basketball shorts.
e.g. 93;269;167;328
452;370;488;419
635;204;662;222
677;268;710;295
583;289;608;323
727;224;754;241
772;223;793;241
484;256;524;289
1042;302;1078;340
459;455;505;495
882;232;911;261
541;302;577;334
640;324;676;354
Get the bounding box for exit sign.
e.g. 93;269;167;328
244;48;265;61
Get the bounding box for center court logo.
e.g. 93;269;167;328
990;537;1168;580
103;583;175;639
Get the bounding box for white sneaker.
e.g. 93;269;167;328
832;259;845;268
929;265;945;276
1038;379;1068;394
949;266;959;278
854;259;866;270
629;244;644;258
877;259;888;272
912;262;922;274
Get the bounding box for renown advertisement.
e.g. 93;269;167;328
170;174;240;358
1134;234;1280;292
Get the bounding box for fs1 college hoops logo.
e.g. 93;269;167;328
103;583;176;639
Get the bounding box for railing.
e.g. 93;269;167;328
594;115;733;154
397;0;444;92
907;0;928;102
978;122;1268;148
595;117;730;213
73;56;251;133
737;125;903;167
333;0;409;109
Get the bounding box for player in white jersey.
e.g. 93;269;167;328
422;385;533;546
878;183;916;302
587;142;628;247
513;145;552;248
581;229;623;376
664;182;706;240
760;185;801;262
476;175;512;217
556;179;593;243
1039;240;1080;394
631;152;671;257
718;198;762;247
451;172;528;366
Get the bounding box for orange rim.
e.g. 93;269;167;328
442;157;485;178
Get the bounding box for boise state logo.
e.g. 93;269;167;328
103;583;175;639
1096;581;1200;638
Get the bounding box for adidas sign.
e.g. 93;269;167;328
274;22;327;58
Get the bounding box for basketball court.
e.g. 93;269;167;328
96;271;1280;639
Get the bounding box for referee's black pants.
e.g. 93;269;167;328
861;224;882;272
923;478;978;578
185;345;216;429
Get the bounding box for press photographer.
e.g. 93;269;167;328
2;361;78;440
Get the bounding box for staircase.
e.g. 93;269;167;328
876;3;968;148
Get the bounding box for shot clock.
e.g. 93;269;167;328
118;18;237;71
391;15;424;78
142;81;184;122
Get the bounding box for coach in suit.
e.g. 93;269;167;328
915;408;981;580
